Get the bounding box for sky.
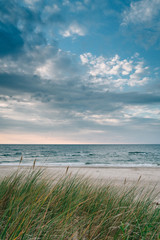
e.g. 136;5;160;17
0;0;160;144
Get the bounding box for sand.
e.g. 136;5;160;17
0;165;160;201
0;165;159;186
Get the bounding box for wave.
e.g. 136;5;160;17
2;154;11;157
0;163;159;168
128;152;148;155
0;160;20;164
0;144;159;167
14;152;22;156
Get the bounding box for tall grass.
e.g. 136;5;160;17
0;169;159;239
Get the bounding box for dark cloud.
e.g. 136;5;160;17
108;91;160;105
0;22;24;56
0;0;159;143
0;0;64;57
0;73;42;93
1;69;160;117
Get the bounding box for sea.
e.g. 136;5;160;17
0;144;160;167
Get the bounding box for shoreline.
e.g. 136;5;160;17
1;165;160;202
0;165;159;181
0;164;159;168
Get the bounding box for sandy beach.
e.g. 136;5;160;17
0;166;159;191
0;166;160;238
1;166;160;203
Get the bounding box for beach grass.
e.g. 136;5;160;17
0;169;159;239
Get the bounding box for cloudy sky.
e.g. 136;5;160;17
0;0;160;144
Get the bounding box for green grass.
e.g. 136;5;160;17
0;169;159;239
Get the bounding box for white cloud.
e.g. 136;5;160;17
0;95;70;126
123;105;160;120
122;59;133;75
0;96;41;123
0;45;78;83
44;4;60;14
41;4;61;23
129;62;149;86
35;59;54;80
0;45;57;76
86;114;121;125
73;111;122;126
24;0;39;4
80;53;91;64
34;57;71;80
80;53;149;89
60;22;86;37
63;0;87;11
122;0;160;25
23;0;40;9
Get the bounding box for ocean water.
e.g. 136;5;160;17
0;144;160;167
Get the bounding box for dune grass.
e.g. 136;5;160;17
0;169;159;239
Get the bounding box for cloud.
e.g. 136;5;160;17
121;0;160;48
43;4;60;14
0;63;160;143
0;45;58;76
123;105;160;120
60;22;86;37
23;0;40;9
0;0;43;54
0;21;24;56
0;42;158;127
0;0;159;143
35;49;79;80
122;0;160;25
1;88;160;143
80;53;149;89
0;0;65;56
63;0;87;12
41;3;63;23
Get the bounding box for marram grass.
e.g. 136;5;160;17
0;169;159;239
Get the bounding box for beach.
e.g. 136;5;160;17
1;165;159;184
0;166;159;200
0;165;160;239
1;165;159;185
